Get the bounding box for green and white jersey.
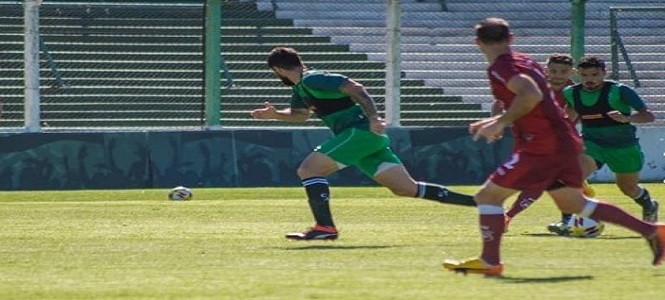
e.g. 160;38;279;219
563;81;645;148
290;70;369;134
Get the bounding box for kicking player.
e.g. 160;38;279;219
503;53;596;233
250;47;476;241
547;56;659;233
442;18;665;276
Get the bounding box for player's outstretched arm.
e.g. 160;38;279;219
469;114;501;135
249;102;310;122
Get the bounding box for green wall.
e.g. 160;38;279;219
0;128;513;190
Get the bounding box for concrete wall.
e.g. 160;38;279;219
0;127;513;190
0;127;662;190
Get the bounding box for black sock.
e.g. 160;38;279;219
632;187;654;208
415;182;476;207
302;177;335;227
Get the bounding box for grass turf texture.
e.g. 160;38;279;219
1;184;663;299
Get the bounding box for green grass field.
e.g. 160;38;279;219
1;184;663;299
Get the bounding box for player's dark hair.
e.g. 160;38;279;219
577;56;606;70
547;53;573;66
475;18;511;44
267;47;303;69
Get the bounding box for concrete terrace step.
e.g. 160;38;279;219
0;80;443;95
0;51;370;62
0;69;394;80
0;93;464;105
0;60;387;71
0;16;294;27
300;21;652;36
312;27;665;44
444;0;661;3
345;43;665;55
0;23;311;36
0;33;331;45
364;51;665;63
445;2;665;13
333;36;665;48
277;11;574;21
268;2;442;12
6;102;480;113
0;42;351;53
278;10;663;24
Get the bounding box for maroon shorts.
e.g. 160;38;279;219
489;151;583;193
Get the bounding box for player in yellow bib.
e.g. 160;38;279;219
250;47;476;240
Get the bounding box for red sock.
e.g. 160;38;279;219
505;191;541;218
590;201;655;237
480;214;505;265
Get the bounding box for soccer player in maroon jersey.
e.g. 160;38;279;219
503;53;596;234
442;18;665;276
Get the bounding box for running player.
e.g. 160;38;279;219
503;53;596;232
442;18;665;276
250;47;476;241
547;56;659;233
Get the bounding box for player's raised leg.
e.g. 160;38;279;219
505;190;542;229
372;163;476;207
549;187;665;265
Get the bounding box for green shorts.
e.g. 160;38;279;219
314;127;402;177
584;140;644;173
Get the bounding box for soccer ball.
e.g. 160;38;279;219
567;215;604;238
168;186;193;201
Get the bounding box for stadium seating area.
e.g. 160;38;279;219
0;0;662;128
0;0;485;129
265;0;665;123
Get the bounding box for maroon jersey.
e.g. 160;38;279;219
551;79;574;108
552;87;566;109
488;52;582;155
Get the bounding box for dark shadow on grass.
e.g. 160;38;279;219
518;233;557;237
496;275;594;283
279;245;399;251
590;235;642;240
521;233;641;240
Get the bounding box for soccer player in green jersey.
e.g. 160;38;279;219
250;47;476;240
551;56;659;228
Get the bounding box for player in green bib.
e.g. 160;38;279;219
250;47;476;240
559;56;658;223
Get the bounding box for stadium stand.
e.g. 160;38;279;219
1;0;662;128
263;0;665;124
0;0;486;129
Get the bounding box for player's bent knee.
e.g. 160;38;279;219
297;166;320;179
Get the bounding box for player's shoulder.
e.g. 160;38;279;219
563;83;579;92
302;69;326;80
607;80;634;92
561;84;579;99
489;51;537;72
303;70;346;83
